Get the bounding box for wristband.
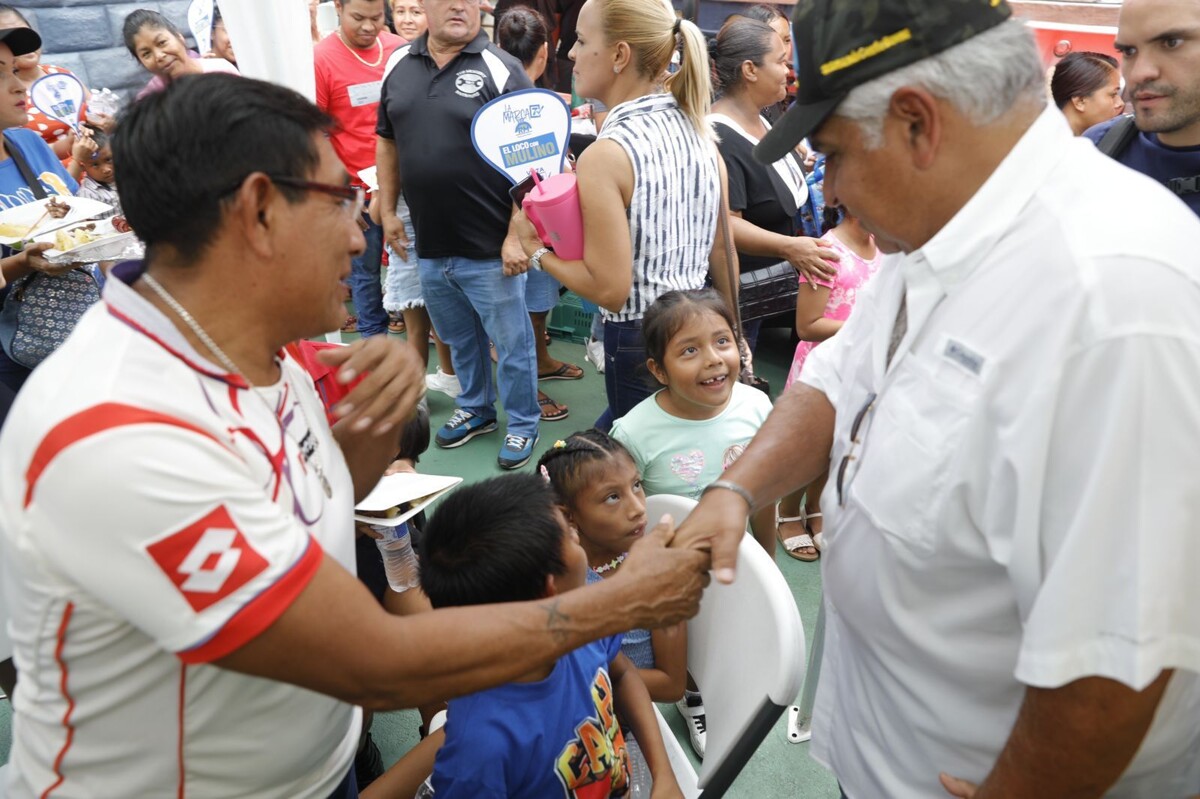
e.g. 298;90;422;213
702;479;754;510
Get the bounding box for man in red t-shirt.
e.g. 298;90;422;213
315;0;405;339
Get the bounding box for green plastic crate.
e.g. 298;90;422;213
548;291;595;344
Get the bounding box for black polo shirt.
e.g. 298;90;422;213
377;31;533;260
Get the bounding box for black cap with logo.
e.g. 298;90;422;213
0;26;41;59
755;0;1012;163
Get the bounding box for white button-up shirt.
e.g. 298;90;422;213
801;107;1200;798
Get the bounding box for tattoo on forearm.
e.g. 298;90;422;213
541;599;572;645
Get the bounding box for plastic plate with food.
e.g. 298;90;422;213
0;196;113;246
31;218;142;263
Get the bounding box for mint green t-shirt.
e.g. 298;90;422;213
611;382;773;500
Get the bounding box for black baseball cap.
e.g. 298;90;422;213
0;27;41;58
755;0;1012;163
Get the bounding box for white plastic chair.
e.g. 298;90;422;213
645;494;806;798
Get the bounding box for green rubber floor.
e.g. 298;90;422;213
0;325;840;798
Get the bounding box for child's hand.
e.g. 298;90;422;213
356;521;384;540
70;128;97;165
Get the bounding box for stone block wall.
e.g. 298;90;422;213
14;1;199;104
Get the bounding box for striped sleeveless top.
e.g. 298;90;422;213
599;93;720;322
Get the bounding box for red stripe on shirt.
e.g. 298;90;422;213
40;602;76;799
177;537;325;665
105;304;248;388
24;403;236;508
105;300;288;388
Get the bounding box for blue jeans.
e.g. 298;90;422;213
349;215;387;338
595;319;655;431
418;256;540;439
742;318;763;354
327;766;358;798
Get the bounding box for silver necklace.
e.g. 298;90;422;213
336;30;384;67
141;272;334;498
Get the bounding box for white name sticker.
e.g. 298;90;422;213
347;81;382;108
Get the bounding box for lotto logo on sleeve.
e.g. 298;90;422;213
145;506;270;612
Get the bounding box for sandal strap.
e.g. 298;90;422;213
776;515;806;525
782;533;815;551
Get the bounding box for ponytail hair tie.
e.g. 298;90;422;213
672;18;681;36
553;439;567;449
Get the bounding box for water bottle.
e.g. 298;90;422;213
374;522;421;592
627;734;652;797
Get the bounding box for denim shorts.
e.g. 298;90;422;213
524;269;562;314
383;200;423;312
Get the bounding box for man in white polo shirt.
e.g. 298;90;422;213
680;0;1200;797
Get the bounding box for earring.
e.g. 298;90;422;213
613;66;621;74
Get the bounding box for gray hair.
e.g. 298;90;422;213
835;20;1046;148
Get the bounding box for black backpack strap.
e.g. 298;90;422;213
1167;175;1200;196
1;132;47;200
1096;115;1138;161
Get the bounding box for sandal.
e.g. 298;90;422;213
340;315;358;334
538;362;584;381
538;391;569;421
804;508;824;551
776;513;819;562
387;312;406;334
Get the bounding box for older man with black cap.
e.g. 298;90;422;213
678;1;1200;797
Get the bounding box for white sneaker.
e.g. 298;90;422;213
425;368;461;398
585;338;605;373
675;693;706;759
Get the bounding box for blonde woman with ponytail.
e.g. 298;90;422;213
513;0;736;430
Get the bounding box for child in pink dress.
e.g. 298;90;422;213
777;209;880;561
785;210;882;389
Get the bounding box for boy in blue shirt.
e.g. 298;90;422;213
418;474;681;798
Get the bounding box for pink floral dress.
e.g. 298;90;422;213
785;230;882;389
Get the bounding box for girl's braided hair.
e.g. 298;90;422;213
535;429;634;504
